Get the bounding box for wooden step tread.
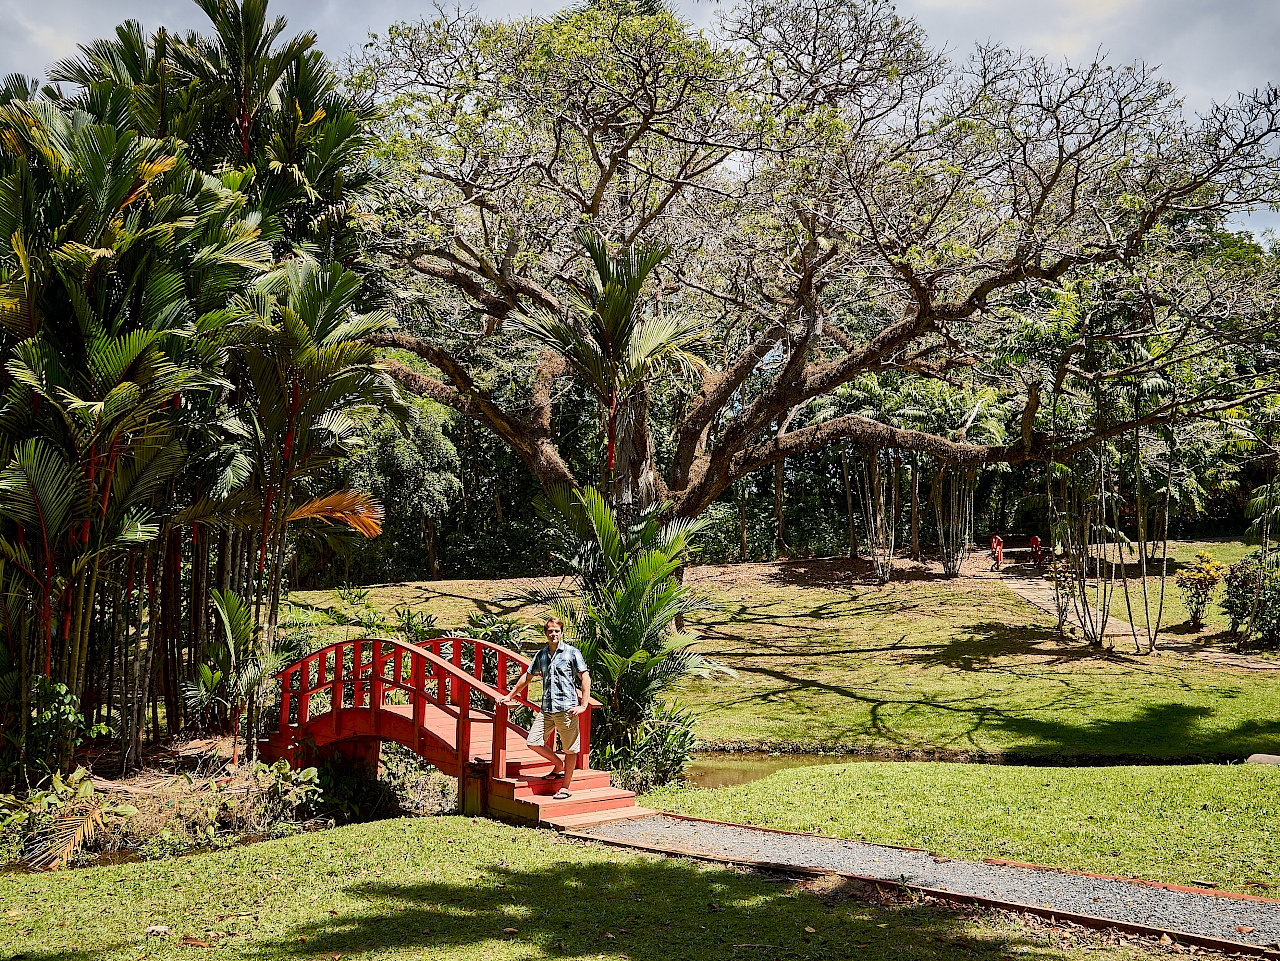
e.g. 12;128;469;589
515;785;636;807
487;785;638;823
541;807;657;831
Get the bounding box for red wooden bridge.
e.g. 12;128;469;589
262;636;649;829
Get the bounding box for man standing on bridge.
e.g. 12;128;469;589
499;618;591;800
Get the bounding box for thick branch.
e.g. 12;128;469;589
370;332;577;489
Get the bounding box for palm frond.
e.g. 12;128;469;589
286;489;383;537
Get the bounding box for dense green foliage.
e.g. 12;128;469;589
1223;550;1280;646
0;0;403;782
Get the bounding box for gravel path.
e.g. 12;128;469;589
576;814;1280;948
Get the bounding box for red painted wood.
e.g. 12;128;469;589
450;639;462;707
265;636;620;820
352;641;365;708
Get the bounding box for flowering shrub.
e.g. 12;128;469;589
1174;552;1226;631
1222;550;1280;647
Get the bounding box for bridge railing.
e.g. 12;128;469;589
275;635;601;776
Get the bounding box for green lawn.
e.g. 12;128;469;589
292;541;1280;760
1084;537;1257;638
651;761;1280;897
677;562;1280;759
0;816;1153;961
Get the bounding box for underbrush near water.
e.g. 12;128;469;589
1;742;457;871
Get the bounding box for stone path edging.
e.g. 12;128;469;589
571;813;1280;955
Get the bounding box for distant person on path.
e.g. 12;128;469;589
499;617;591;800
1029;534;1044;568
989;534;1004;570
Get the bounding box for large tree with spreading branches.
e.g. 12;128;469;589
353;0;1280;519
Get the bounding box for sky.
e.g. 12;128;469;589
2;0;1277;228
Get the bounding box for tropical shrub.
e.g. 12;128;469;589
0;767;137;869
517;487;731;787
394;607;440;645
1221;550;1280;647
596;702;698;794
1044;560;1073;635
1174;551;1226;631
251;760;322;825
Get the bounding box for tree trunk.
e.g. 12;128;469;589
612;386;659;520
910;454;921;560
426;517;441;579
841;449;857;559
774;458;788;557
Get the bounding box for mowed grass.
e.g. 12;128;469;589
1087;537;1257;639
291;541;1280;760
650;761;1280;897
0;816;1155;961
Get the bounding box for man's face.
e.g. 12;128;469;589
545;623;562;645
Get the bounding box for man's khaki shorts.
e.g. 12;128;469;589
527;709;581;754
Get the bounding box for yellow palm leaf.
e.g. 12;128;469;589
286;490;384;538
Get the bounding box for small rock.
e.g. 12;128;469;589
1246;754;1280;765
1237;927;1255;935
804;926;816;934
1159;934;1173;946
146;926;170;938
503;927;519;935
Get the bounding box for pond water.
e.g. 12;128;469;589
683;752;853;789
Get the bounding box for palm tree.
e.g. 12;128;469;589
53;3;373;261
225;260;404;649
48;21;205;143
174;0;316;161
515;487;728;769
511;230;704;510
0;99;273;772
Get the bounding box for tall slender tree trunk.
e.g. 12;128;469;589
841;449;857;559
910;455;921;560
425;517;441;579
774;459;788;557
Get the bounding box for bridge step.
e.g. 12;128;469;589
486;784;638;825
490;767;613;799
540;806;658;831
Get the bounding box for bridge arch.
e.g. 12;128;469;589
262;636;642;826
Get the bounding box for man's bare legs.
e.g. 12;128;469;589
527;734;564;775
526;730;577;788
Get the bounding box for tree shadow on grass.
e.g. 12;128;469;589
764;557;962;589
895;621;1094;672
988;701;1280;761
2;851;1080;961
702;649;1280;760
248;856;1058;961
